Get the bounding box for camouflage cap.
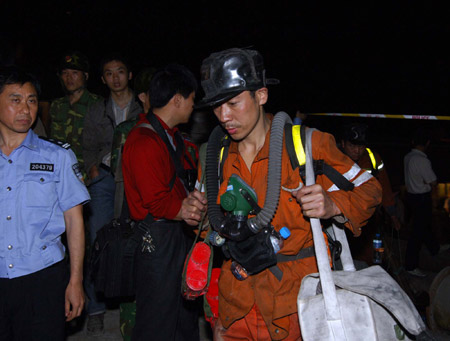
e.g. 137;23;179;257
59;51;90;73
134;66;157;95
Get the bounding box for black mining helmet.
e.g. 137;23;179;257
196;47;279;108
342;122;369;145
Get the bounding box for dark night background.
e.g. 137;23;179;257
1;1;449;186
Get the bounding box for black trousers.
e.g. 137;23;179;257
405;192;440;270
132;221;200;341
0;260;68;341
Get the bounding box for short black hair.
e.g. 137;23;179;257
149;64;197;109
411;127;431;147
99;52;131;74
0;65;41;96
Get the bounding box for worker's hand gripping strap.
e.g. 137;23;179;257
226;227;277;275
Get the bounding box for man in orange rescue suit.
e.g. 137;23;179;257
340;122;401;265
340;122;400;229
191;48;382;340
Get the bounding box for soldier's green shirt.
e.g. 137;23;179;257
49;90;102;173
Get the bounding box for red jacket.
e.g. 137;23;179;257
122;113;198;221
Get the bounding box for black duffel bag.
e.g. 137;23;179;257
89;217;141;298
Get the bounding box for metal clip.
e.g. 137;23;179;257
141;231;156;253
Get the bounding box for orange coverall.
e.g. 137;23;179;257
211;126;382;340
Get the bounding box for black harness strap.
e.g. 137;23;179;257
145;112;198;193
146;112;187;185
285;123;299;170
269;246;316;281
322;162;355;191
285;123;355;192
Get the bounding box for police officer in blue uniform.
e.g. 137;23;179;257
0;66;90;339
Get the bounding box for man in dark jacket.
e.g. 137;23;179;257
81;53;142;335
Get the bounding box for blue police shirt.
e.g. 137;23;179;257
0;130;90;278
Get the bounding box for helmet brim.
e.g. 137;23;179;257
194;90;243;110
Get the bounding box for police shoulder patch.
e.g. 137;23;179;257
39;136;71;149
72;163;84;183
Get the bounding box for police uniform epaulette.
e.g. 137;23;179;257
38;136;71;150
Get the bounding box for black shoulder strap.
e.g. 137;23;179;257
146;112;188;189
285;123;299;170
322;163;355;191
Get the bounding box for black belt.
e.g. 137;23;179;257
269;246;315;281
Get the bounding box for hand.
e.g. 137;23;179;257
179;190;207;226
292;184;341;219
65;280;85;321
89;165;100;180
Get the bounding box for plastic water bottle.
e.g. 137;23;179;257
373;233;383;265
270;227;291;254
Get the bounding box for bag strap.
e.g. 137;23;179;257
145;112;191;191
328;225;356;271
304;127;346;337
181;169;214;290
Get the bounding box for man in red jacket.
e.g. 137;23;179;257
122;64;204;340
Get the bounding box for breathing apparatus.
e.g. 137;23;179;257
206;112;292;242
218;174;260;241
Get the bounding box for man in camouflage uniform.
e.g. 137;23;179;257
49;51;102;176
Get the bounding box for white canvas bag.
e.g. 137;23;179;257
297;127;433;341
